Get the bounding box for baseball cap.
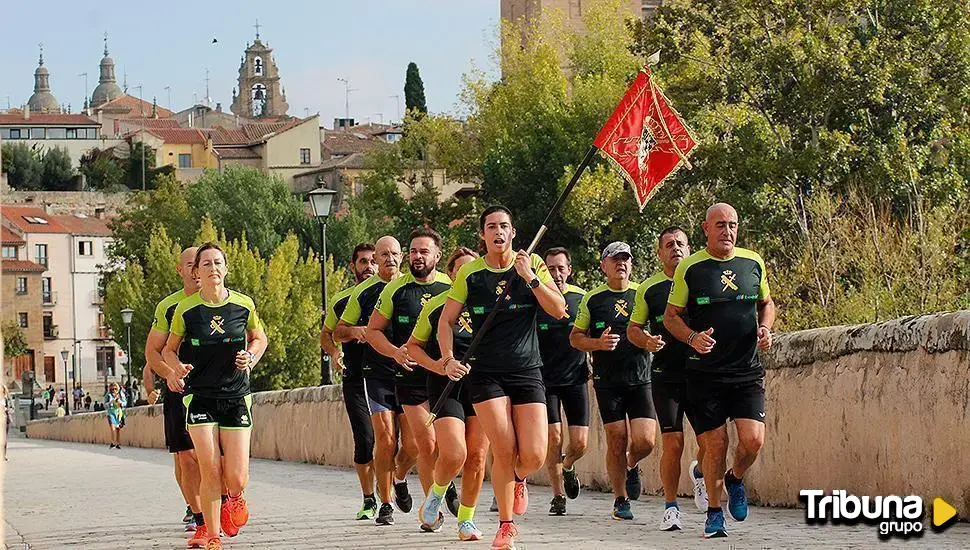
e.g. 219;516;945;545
601;241;632;261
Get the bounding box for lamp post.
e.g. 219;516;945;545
120;308;134;404
60;349;70;415
307;186;337;385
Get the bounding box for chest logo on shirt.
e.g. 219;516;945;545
209;316;226;336
721;270;739;292
421;293;432;306
495;280;508;296
614;299;630;319
458;312;473;334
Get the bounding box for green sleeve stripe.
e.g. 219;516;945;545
411;293;447;343
669;250;709;307
566;284;586;296
574;283;606;331
324;287;355;330
630;281;649;325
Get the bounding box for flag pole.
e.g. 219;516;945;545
427;146;599;425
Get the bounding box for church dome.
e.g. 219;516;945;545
91;38;122;107
27;50;58;113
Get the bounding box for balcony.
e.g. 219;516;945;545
91;289;104;305
43;325;58;340
35;257;48;269
42;291;57;306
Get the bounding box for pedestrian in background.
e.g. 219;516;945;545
105;383;127;449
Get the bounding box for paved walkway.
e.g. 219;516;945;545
3;436;968;549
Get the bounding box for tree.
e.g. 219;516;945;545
2;321;29;358
2;143;43;190
79;148;126;191
107;174;194;263
40;146;75;191
404;62;428;116
126;141;157;190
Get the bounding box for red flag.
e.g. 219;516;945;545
593;68;697;211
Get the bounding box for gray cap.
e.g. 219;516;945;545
601;241;632;261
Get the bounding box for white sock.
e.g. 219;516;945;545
394;477;407;485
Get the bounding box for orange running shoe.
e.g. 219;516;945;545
187;524;208;548
220;501;239;537
204;537;222;550
221;494;249;537
513;480;529;516
490;522;518;550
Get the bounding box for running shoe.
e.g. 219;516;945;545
445;481;460;517
394;480;413;513
563;467;581;499
186;524;208;548
549;495;566;516
204;537;222;550
512;480;529;516
184;519;197;532
220;494;248;537
625;466;642;501
183;506;194;523
419;490;444;527
458;519;483;541
704;509;728;538
659;506;682;531
419;511;445;532
220;500;238;538
490;496;498;512
490;522;518;550
725;474;748;521
612;497;633;521
376;502;395;525
357;497;378;520
689;460;708;512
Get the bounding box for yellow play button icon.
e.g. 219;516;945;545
933;498;958;528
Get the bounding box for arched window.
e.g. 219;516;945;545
251;83;267;117
254;56;263;76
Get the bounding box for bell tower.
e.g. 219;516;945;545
230;20;289;119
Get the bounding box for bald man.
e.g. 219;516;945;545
335;236;417;526
145;247;204;531
663;203;775;539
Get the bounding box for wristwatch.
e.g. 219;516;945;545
527;277;541;289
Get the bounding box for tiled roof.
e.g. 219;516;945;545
322;131;383;156
208;117;305;146
53;214;112;236
142;128;208;145
0;206;112;236
0;113;99;127
94;95;174;119
214;146;261;159
299;153;367;174
1;259;46;273
119;118;182;129
208;127;249;145
1;226;25;245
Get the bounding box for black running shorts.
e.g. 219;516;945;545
652;380;690;434
686;376;765;435
364;377;403;415
427;375;475;422
342;379;375;465
183;394;253;429
395;383;429;408
468;367;546;406
594;383;657;425
545;383;590;427
163;392;194;453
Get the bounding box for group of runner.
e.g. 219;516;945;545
144;200;774;550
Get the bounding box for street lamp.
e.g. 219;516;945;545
60;349;70;415
308;186;337;385
120;308;135;404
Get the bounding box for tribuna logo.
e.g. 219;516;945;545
800;490;924;539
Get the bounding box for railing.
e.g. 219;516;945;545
35;256;48;269
43;325;58;340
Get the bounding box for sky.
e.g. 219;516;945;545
1;0;500;126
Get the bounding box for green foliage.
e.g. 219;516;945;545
2;321;29;358
126;142;157;191
78;148;126;191
404;62;428;115
2;143;75;190
40;146;75;191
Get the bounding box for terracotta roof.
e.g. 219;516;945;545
208;117;305;146
1;259;46;273
0;206;112;236
53;214;112;236
142;128;208;145
118;118;182;129
1;226;25;245
208;127;248;145
214;147;261;159
0;113;99;127
94;95;174;119
300;153;367;174
322;131;382;156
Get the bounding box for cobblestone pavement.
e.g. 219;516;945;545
3;437;968;549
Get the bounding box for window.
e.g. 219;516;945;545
1;246;16;259
97;346;116;377
16;277;27;295
9;129;21;139
18;313;28;328
43;313;54;339
300;148;311;165
254;56;263;76
42;277;52;304
66;128;76;139
35;243;48;268
78;241;93;256
0;129;8;139
47;128;66;139
178;153;192;168
29;128;46;139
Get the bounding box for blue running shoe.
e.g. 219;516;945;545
705;509;728;538
419;511;444;532
612;497;633;520
725;475;748;521
457;519;483;541
419;491;444;527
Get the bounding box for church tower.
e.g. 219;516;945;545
230;22;289;119
27;44;59;113
91;34;123;108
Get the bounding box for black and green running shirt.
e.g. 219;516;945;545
446;254;553;373
630;273;688;383
324;286;364;382
170;290;262;399
340;273;398;381
151;288;194;398
410;291;474;386
574;283;649;388
537;285;588;387
375;270;452;388
668;247;770;382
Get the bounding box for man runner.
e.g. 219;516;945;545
570;242;656;521
537;247;589;516
321;243;378;519
628;227;707;531
144;247;204;534
366;228;452;527
335;236;416;526
664;203;775;538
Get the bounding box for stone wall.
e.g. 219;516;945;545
28;311;970;509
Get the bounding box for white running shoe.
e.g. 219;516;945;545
689;460;709;512
659;506;682;531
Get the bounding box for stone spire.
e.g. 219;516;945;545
91;33;123;107
27;43;59;113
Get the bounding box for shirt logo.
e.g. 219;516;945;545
209;315;226;336
190;413;209;422
458;312;473;334
614;299;630;318
473;306;485;314
421;293;432;306
495;280;507;296
721;269;739;292
240;415;250;425
538;323;549;331
595;321;606;329
397;315;411;324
